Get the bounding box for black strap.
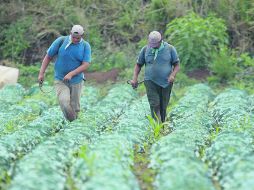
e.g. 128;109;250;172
57;36;66;53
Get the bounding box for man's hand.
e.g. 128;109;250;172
63;72;73;81
38;73;44;83
130;79;138;89
168;74;175;83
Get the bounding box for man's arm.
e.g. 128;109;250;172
63;61;90;81
130;64;142;88
38;54;52;82
133;64;142;82
168;63;180;83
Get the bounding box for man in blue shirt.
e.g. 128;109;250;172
38;25;91;121
130;31;180;123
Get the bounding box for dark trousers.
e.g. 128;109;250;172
144;80;173;122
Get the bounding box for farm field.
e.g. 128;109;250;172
1;1;253;189
0;83;253;190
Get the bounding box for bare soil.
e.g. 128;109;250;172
85;68;211;84
187;68;211;80
84;68;120;83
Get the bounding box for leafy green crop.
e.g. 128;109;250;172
7;85;137;190
70;96;151;190
0;85;99;188
205;88;254;190
150;84;215;190
0;84;25;111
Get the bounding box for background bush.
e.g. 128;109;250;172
165;13;228;70
0;0;253;88
208;46;238;83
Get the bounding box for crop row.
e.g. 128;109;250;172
150;84;216;190
0;84;26;112
205;89;254;190
7;85;137;190
0;86;99;187
0;84;58;136
70;96;151;190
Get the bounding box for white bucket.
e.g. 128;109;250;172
0;65;19;88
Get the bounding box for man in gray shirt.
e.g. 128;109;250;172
130;31;180;123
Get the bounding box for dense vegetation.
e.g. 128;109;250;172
0;0;253;90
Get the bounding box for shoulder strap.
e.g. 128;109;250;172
165;42;173;50
165;42;178;66
143;45;147;56
57;36;66;53
81;39;86;49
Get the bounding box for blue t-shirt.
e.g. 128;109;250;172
47;35;91;84
137;42;179;88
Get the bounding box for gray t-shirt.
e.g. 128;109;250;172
137;42;179;88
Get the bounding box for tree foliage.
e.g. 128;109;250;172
165;13;228;69
0;0;253;70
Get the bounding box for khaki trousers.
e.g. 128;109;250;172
54;80;83;121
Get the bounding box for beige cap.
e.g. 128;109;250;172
71;25;84;35
148;31;162;48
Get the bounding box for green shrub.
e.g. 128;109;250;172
147;0;192;29
0;17;32;60
165;12;228;69
237;53;254;68
137;39;147;50
90;51;129;72
231;53;254;93
208;46;239;83
87;27;103;48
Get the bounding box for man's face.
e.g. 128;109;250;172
71;33;82;44
154;40;162;49
149;40;162;49
154;44;161;49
